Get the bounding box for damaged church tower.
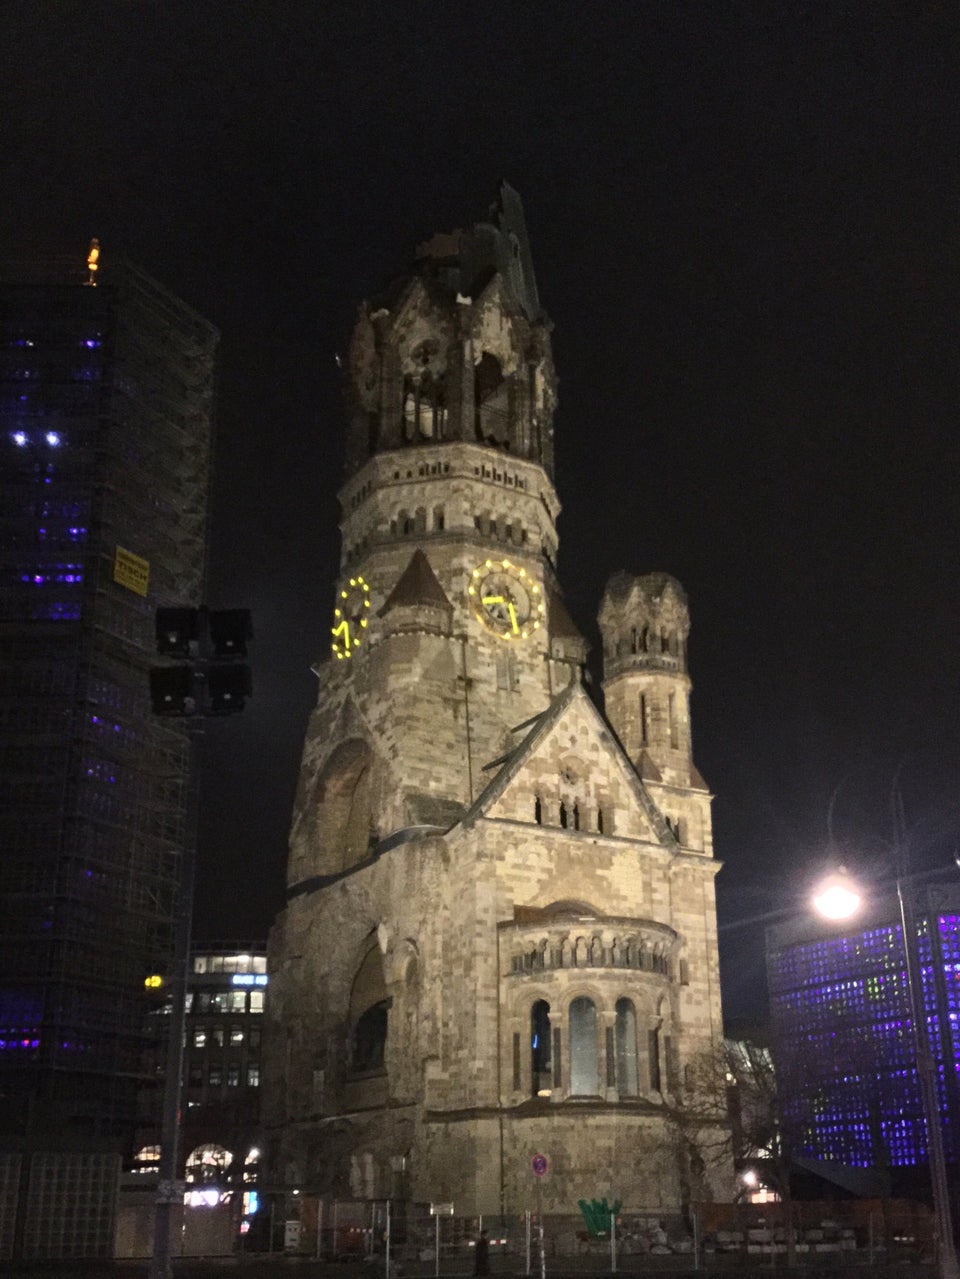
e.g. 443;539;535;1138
265;186;729;1212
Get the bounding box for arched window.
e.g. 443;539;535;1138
573;803;580;831
615;998;639;1096
314;740;374;874
569;997;599;1095
353;1002;388;1072
474;351;508;444
534;796;542;824
597;806;604;835
186;1144;233;1184
531;999;551;1096
559;801;568;829
350;945;389;1074
649;1024;662;1092
403;381;417;440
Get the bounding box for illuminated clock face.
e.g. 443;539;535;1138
331;576;371;659
468;559;544;640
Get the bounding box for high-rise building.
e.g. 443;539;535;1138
136;942;267;1191
767;884;960;1178
0;251;218;1154
265;187;730;1214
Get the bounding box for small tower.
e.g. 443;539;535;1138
599;572;711;852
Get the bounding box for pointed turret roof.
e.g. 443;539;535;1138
378;549;452;615
547;585;583;640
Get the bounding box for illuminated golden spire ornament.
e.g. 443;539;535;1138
86;238;100;286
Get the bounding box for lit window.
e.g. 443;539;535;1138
615;998;639;1096
208;1065;222;1087
247;1064;260;1087
193;1029;206;1049
229;991;246;1012
569;997;599;1095
227;1064;240;1087
230;1026;244;1046
249;991;264;1014
531;1000;551;1096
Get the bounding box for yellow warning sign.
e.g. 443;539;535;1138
113;546;150;597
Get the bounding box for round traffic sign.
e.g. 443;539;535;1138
531;1153;548;1177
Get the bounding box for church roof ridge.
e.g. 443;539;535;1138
455;680;674;848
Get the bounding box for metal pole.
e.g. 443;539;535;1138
435;1212;440;1278
525;1210;531;1276
386;1199;392;1279
317;1198;323;1259
148;721;202;1279
536;1179;546;1279
898;870;960;1279
610;1209;616;1273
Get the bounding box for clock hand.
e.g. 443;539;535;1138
507;602;519;633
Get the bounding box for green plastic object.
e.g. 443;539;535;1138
577;1197;622;1237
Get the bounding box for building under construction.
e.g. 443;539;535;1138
0;249;218;1204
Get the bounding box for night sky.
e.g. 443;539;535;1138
4;3;958;1020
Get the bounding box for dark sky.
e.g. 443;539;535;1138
4;2;958;1020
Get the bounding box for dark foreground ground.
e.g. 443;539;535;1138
0;1258;937;1279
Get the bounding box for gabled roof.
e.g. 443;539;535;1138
379;549;452;615
456;680;673;846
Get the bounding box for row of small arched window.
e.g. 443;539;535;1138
510;936;674;977
608;629;684;660
534;796;604;834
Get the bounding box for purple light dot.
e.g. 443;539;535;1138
33;575;43;584
12;431;27;446
45;432;61;447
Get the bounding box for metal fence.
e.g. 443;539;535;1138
242;1194;934;1274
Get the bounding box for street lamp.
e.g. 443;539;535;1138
810;868;959;1279
147;606;252;1279
809;867;862;922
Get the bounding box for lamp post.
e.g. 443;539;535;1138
810;868;959;1279
147;606;252;1279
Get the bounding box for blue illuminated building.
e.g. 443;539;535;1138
766;887;960;1173
0;254;218;1151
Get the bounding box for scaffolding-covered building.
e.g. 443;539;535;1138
0;252;218;1176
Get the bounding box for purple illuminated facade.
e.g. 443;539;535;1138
767;887;960;1170
0;257;218;1149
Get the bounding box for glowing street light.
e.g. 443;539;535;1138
810;867;862;921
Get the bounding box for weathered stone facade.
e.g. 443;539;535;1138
264;185;730;1215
